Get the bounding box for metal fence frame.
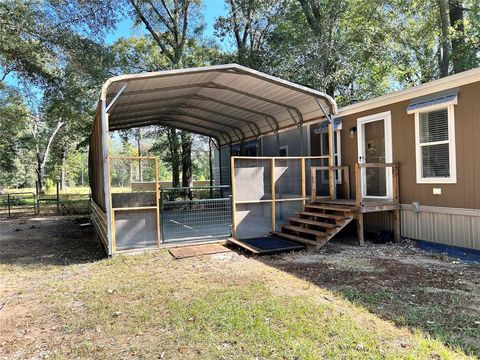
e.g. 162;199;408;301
160;185;232;244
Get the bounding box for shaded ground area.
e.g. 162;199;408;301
262;238;480;356
0;217;477;359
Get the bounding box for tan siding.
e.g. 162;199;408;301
338;81;480;209
401;205;480;250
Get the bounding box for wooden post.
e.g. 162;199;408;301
328;123;335;199
310;167;316;203
56;182;60;214
7;194;10;218
271;158;276;231
230;156;236;238
355;163;362;207
392;164;399;203
343;166;350;200
356;212;364;246
155;157;161;247
393;209;401;242
301;158;306;206
111;209;116;253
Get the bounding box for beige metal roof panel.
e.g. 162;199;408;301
102;64;337;145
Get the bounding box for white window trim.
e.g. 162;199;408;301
414;103;457;184
319;130;342;184
279;145;288;156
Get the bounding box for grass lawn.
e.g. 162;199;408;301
0;217;477;359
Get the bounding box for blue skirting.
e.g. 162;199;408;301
416;240;480;263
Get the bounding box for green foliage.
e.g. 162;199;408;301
0;86;31;187
44;178;55;194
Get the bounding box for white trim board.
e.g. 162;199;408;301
357;111;393;199
338;67;480;117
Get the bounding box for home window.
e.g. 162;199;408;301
414;105;456;183
319;131;341;184
279;145;288;157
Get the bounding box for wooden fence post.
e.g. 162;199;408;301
56;182;60;214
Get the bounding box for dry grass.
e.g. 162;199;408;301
0;218;477;359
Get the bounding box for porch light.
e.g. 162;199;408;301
349;126;357;138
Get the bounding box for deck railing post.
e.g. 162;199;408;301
355;163;362;207
301;158;306;206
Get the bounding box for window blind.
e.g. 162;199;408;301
419;108;450;178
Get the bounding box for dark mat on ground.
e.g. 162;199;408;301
169;243;231;259
238;237;305;252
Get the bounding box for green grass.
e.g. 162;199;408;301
340;286;480;356
1;251;469;360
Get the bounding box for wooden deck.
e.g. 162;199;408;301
319;198;401;213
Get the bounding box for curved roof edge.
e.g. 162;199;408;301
100;63;338;114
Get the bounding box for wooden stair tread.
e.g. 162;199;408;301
289;218;338;228
271;232;318;246
281;224;328;237
307;204;358;212
299;211;345;220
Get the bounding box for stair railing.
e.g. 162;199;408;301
354;162;400;207
310;166;350;203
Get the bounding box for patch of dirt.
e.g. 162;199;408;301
262;238;480;355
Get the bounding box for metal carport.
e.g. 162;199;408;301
89;64;337;256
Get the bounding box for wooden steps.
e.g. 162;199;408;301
305;204;357;212
289;218;338;229
271;231;318;247
281;224;328;238
270;201;358;251
299;211;345;221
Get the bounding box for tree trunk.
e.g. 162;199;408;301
35;120;64;194
137;128;143;182
168;128;181;188
438;0;450;77
181;131;192;196
449;0;466;73
60;148;67;191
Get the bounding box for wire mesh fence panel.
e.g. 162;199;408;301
161;186;231;243
233;158;272;202
232;156;329;239
0;193;36;218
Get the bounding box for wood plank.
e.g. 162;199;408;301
271;231;318;246
289;218;338;228
231;156;236;238
227;238;260;254
281;224;328;237
306;204;357;212
271;158;276;231
299;211;345;220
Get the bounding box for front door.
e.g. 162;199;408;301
357;111;393;199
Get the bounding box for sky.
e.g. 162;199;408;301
105;0;229;46
5;1;230;104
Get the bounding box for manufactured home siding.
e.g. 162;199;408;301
339;81;480;210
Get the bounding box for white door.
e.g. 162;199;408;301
357;111;393;199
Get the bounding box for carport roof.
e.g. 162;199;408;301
101;64;337;145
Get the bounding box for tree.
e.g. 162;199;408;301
124;0;206;188
0;86;30;189
214;0;286;67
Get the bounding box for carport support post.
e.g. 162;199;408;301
299;125;305;156
276;131;280;156
328;123;335;199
